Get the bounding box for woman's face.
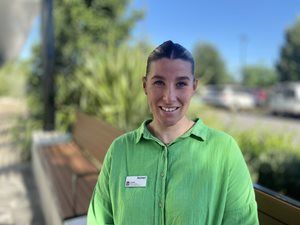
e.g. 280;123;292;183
143;58;198;127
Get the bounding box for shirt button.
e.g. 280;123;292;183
160;172;164;177
159;202;163;208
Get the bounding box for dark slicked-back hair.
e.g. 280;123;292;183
146;40;194;76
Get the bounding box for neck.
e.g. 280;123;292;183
148;117;194;144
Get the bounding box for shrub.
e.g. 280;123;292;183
55;44;151;131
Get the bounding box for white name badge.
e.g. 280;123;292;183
125;176;147;188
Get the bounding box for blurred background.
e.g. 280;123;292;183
0;0;300;224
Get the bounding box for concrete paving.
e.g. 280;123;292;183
0;97;45;225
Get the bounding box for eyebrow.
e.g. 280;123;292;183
151;75;192;81
151;75;165;80
176;76;191;81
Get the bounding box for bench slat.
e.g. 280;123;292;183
40;143;98;219
40;145;74;219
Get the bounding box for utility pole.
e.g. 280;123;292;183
41;0;55;130
239;34;248;81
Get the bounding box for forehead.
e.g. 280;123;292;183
148;58;193;77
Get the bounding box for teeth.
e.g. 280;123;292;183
161;107;178;112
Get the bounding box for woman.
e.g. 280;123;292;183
87;41;259;225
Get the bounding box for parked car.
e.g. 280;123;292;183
201;85;255;111
269;82;300;116
250;88;268;107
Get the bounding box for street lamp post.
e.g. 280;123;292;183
41;0;55;130
239;34;248;80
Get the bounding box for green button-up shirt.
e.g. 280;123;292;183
87;119;259;225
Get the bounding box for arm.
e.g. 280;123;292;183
87;147;114;225
222;138;259;225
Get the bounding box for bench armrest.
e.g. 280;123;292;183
32;131;71;149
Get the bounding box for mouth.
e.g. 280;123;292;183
159;106;179;112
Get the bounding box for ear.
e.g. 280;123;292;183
142;76;147;95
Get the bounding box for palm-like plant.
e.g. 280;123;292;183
56;44;151;131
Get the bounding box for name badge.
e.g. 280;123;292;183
125;176;147;188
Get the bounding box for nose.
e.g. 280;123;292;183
162;85;176;103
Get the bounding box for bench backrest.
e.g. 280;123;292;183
73;111;123;169
254;184;300;225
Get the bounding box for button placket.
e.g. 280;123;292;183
155;145;168;225
160;146;168;224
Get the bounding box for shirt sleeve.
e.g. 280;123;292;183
221;137;259;225
87;145;114;225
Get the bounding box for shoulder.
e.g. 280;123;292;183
202;124;242;158
108;128;139;153
205;125;235;146
113;129;137;144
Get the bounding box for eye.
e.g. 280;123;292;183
176;81;188;88
153;80;164;86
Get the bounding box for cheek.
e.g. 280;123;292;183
179;91;194;103
147;88;163;101
146;92;158;106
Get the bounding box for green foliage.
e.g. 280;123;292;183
193;42;232;84
11;115;43;161
231;128;298;177
26;44;44;120
53;0;143;76
55;44;150;131
242;64;278;88
0;61;27;97
257;151;300;200
277;18;300;81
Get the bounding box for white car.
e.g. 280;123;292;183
269;82;300;116
201;85;255;111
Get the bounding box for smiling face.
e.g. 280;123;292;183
143;58;198;128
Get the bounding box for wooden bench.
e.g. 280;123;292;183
31;111;123;225
32;112;300;225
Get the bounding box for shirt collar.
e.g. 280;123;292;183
135;118;208;144
135;119;154;144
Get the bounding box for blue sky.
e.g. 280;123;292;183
20;15;40;59
130;0;300;79
21;0;300;80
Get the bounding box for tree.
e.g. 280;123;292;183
277;18;300;81
242;65;278;88
53;0;143;76
27;0;144;130
193;43;232;84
